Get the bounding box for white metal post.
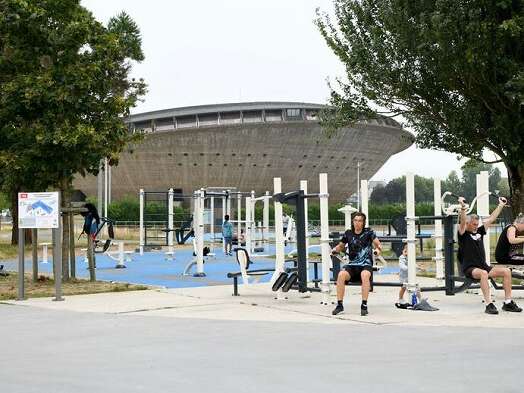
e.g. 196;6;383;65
433;178;444;282
210;196;215;247
222;196;226;250
104;157;108;219
237;194;242;238
195;190;205;276
168;188;174;254
357;161;361;211
478;171;490;265
250;190;256;252
361;179;369;220
108;164;112;205
263;191;269;246
139;189;144;255
97;160;103;218
245;195;252;254
300;180;309;282
319;173;331;303
270;178;285;284
406;173;417;289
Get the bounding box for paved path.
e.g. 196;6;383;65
2;283;524;392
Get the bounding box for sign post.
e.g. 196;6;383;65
18;192;63;301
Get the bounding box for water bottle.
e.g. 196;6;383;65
411;291;418;306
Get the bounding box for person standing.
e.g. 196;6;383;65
222;215;233;256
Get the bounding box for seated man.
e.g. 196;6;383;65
331;212;382;316
458;197;521;314
495;213;524;265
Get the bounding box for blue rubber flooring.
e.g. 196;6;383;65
2;243;401;288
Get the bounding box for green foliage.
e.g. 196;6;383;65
0;0;146;198
316;0;524;213
460;159;502;201
0;193;9;210
104;196;190;223
371;161;509;204
371;175;435;203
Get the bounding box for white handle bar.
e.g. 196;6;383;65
441;191;491;216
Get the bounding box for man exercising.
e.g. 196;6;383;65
495;213;524;265
331;212;382;316
458;197;521;314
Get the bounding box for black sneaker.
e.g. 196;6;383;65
360;305;368;316
485;302;499;315
332;304;344;315
502;300;523;312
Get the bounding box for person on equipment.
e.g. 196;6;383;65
282;212;289;235
458;196;521;314
331;212;382;316
222;215;233;256
495;213;524;265
396;244;409;306
80;203;100;241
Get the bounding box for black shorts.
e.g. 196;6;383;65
343;265;373;283
464;265;492;279
496;255;524;265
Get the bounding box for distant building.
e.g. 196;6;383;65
73;102;413;202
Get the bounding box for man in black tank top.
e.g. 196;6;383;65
495;214;524;264
458;197;521;314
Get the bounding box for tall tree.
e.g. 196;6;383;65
460;159;502;201
0;1;146;245
370;175;435;203
316;0;524;215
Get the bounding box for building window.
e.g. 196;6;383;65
242;110;263;123
220;111;242;125
198;113;219;127
176;115;197;129
155;117;174;131
286;108;302;120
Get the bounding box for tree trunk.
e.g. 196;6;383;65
11;189;19;245
9;188;31;245
506;163;524;218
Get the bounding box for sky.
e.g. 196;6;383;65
81;0;505;181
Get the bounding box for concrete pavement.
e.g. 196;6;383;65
1;278;524;393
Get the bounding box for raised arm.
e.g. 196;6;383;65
507;226;524;245
483;197;507;228
458;197;467;235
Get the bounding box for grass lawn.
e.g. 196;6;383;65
0;243;21;260
0;272;149;301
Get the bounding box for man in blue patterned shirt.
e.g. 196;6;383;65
331;212;382;316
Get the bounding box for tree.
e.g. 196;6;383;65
316;0;524;215
370;175;434;203
0;1;146;248
442;170;463;197
460;159;503;201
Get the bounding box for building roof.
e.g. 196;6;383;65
128;102;326;122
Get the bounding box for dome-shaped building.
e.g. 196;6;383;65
73;102;413;202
